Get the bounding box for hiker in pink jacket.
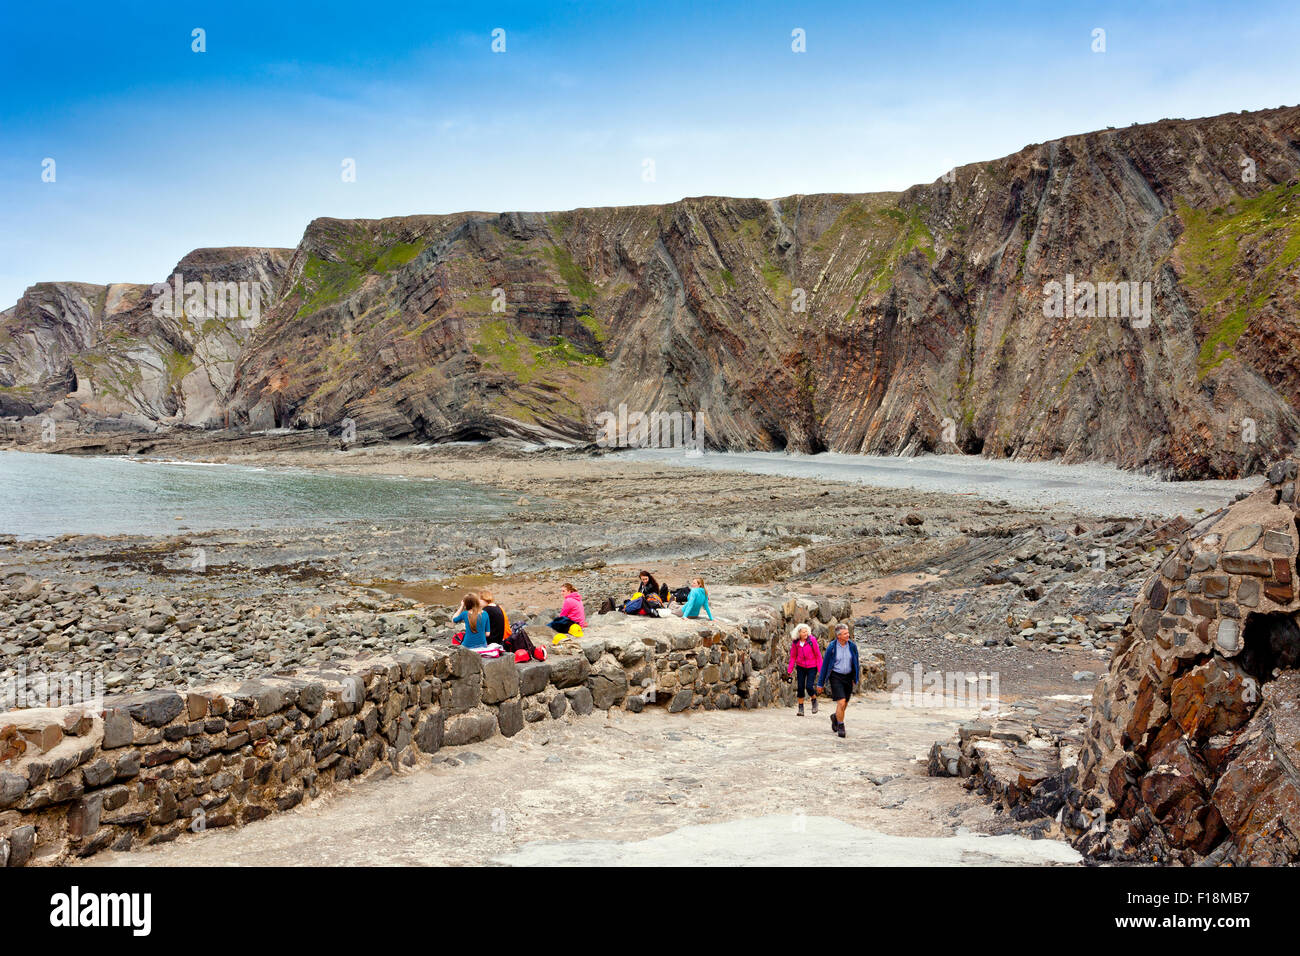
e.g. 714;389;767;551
548;582;587;635
787;623;822;716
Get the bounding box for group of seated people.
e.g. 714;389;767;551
451;588;545;661
451;573;714;654
617;570;713;621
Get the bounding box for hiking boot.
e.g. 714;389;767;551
829;714;838;733
811;698;819;714
797;702;805;716
837;723;846;738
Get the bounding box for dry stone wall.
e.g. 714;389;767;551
0;589;881;866
1073;460;1300;864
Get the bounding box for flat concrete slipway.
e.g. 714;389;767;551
85;697;1080;867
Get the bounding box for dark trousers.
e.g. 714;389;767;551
828;672;855;702
795;666;818;698
549;615;578;632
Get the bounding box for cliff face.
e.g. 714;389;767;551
0;248;292;428
4;106;1300;476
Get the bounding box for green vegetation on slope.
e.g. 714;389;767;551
472;319;606;385
1178;183;1300;376
841;206;937;319
294;235;424;318
545;245;595;301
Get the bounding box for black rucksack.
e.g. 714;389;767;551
671;586;691;604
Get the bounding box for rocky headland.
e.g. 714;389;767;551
4;106;1300;478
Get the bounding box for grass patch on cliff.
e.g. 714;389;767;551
841;207;936;318
761;259;792;298
295;237;424;318
472;319;606;384
163;349;196;386
545;245;595;301
1178;183;1300;376
577;311;607;344
812;202;878;255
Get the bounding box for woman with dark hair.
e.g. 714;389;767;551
623;570;665;615
637;570;660;598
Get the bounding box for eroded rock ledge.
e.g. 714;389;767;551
0;589;884;866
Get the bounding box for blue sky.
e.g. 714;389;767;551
1;0;1297;306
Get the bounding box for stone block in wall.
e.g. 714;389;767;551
444;646;484;680
481;657;520;704
668;632;698;651
668;689;693;713
393;649;434;682
0;771;28;809
1;712;63;754
517;661;550;697
67;792;104;840
586;658;629;710
860;647;887;692
440;675;482;716
8;825;35;866
112;691;185;728
578;638;606;663
547;654;590;688
296;682;326;716
443;710;498;747
605;635;648;664
231;681;287;718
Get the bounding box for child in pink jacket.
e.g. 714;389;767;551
788;623;822;716
548;583;587;637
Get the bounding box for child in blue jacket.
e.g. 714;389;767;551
452;593;490;649
679;578;713;620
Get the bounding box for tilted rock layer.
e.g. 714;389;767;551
1078;459;1300;863
4;106;1300;475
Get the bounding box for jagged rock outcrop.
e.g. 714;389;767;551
4;106;1300;475
1072;459;1300;863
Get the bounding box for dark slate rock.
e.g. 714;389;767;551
117;691;184;728
101;708;133;749
518;661;550;697
565;686;594;716
497;700;524;738
547;654;590;688
481;656;521;704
